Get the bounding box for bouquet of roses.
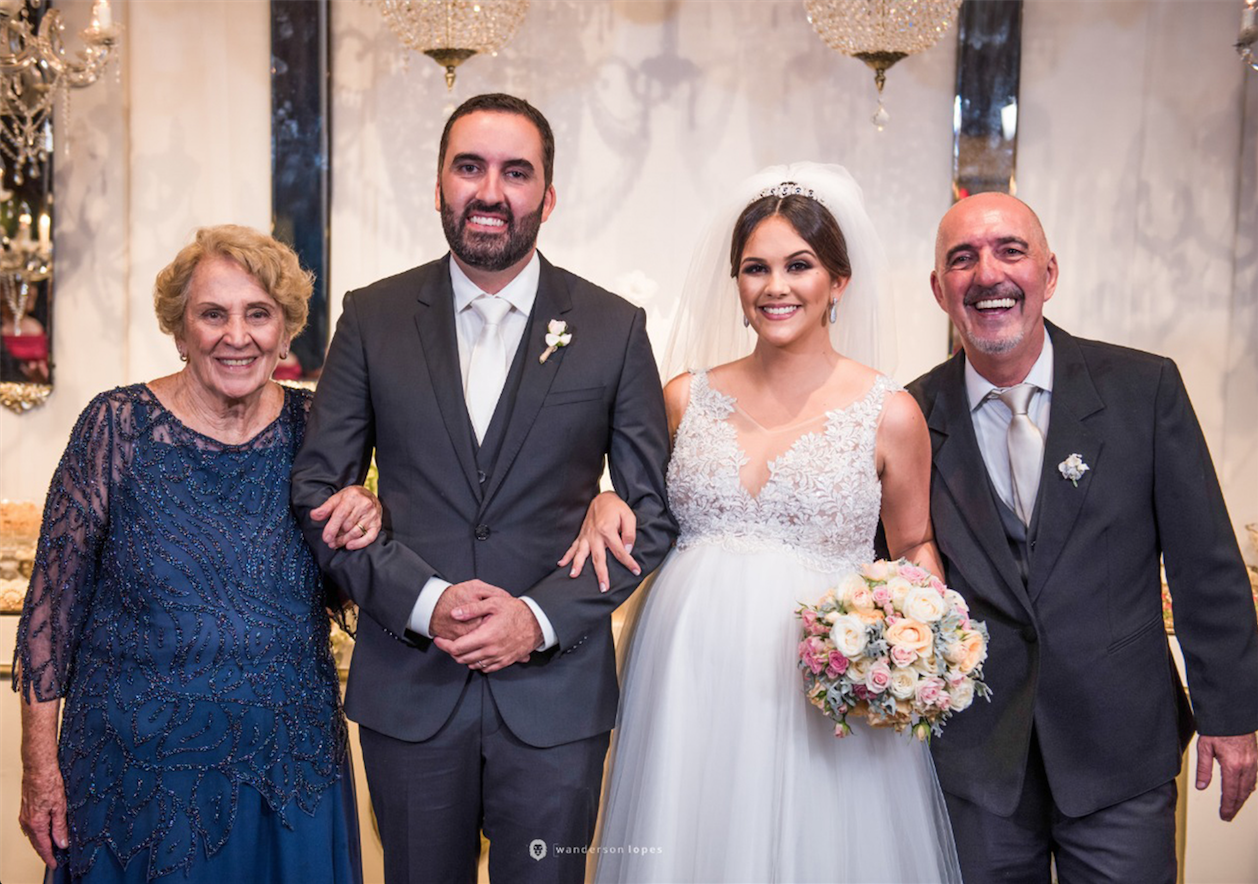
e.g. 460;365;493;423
796;559;991;740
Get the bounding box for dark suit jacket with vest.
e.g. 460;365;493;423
291;253;677;749
909;321;1258;818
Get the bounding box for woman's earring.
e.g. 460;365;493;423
828;299;839;325
742;314;751;328
279;350;289;360
178;350;188;362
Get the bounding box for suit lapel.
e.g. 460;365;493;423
414;257;482;500
480;255;572;506
928;355;1035;619
1027;325;1104;600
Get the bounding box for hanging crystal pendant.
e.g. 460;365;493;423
805;0;962;128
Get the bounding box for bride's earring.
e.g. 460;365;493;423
828;298;839;325
743;314;750;328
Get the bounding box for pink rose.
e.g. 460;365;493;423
872;585;892;606
915;676;946;708
799;637;827;675
865;660;892;694
827;654;849;677
930;576;947;595
889;643;919;667
898;563;930;583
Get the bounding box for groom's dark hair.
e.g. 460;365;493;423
437;93;556;189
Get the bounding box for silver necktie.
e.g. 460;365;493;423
997;383;1044;526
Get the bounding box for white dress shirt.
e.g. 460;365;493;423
965;329;1055;519
407;253;558;650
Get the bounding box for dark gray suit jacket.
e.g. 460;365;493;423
910;321;1258;817
291;253;677;749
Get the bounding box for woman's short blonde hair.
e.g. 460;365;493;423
153;225;314;341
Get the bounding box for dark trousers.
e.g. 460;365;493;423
945;732;1178;884
358;675;609;884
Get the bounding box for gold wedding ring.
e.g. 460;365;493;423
356;523;368;536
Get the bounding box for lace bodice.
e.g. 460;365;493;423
13;385;346;880
667;371;900;573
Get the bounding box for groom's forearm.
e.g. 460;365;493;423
525;306;677;647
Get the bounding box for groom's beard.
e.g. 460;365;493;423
440;193;544;273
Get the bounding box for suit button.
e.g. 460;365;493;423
475;524;491;541
1022;626;1038;643
477;470;487;485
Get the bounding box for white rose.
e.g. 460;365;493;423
829;614;869;658
885;576;914;608
949;678;975;712
943;589;969;616
836;572;870;607
902;585;947;623
845;655;871;682
889;668;918;699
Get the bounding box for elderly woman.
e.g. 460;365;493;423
14;225;378;884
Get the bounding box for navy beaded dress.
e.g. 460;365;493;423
13;385;361;884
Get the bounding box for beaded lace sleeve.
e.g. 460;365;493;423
13;392;126;701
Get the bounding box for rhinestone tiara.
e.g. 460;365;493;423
756;181;829;208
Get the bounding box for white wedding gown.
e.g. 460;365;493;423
594;371;962;884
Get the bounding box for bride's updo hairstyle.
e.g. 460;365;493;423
728;192;852;284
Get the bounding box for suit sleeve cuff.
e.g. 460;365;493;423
408;577;452;638
519;596;558;651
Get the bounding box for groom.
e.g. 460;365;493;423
291;93;676;884
910;192;1258;882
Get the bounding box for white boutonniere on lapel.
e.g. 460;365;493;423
539;319;572;364
1058;453;1091;487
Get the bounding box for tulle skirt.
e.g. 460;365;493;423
594;542;962;884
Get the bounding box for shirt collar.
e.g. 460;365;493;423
450;251;541;317
965;325;1056;412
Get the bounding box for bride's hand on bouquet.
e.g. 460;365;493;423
559;490;639;592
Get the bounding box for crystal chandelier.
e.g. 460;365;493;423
0;0;119;184
805;0;962;129
376;0;530;90
1240;0;1258;72
0;206;50;340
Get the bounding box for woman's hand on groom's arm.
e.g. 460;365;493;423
560;490;640;592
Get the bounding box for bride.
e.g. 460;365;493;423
565;164;962;882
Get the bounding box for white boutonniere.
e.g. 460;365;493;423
539;319;572;364
1058;453;1091;486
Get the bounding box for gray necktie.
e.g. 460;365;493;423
466;296;513;442
997;384;1044;526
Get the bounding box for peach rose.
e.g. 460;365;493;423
884;618;933;655
863;561;892;581
953;630;987;675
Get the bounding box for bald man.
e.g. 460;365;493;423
908;193;1258;882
